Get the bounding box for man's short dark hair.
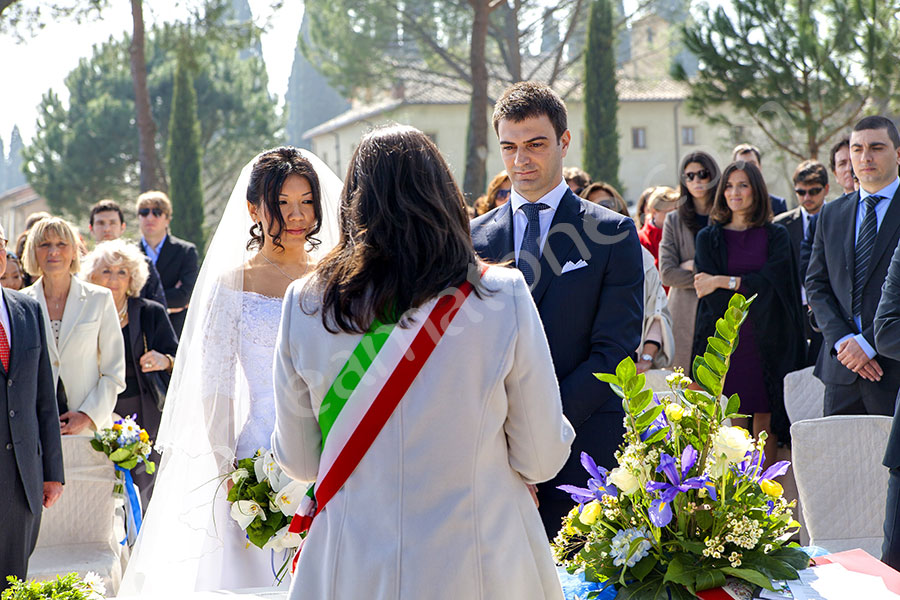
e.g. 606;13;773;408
732;143;761;163
828;136;850;172
792;160;829;187
492;81;567;141
853;115;900;149
89;199;125;227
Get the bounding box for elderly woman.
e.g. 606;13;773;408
581;183;674;373
22;218;125;435
84;239;177;505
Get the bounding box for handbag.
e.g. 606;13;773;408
142;332;171;412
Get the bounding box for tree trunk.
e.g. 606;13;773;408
462;0;492;203
129;0;165;192
501;0;521;81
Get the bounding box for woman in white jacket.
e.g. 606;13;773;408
271;125;575;600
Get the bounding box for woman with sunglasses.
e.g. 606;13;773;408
659;151;721;372
692;162;805;467
473;170;512;216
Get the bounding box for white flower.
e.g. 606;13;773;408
230;499;266;530
262;524;303;551
712;426;753;463
608;467;640;495
231;468;249;484
273;480;305;516
81;571;106;599
254;449;290;490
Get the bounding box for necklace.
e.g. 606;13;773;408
117;302;127;325
258;251;310;283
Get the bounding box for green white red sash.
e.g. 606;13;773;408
288;270;483;571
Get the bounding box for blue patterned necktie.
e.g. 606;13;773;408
852;195;883;316
517;202;549;286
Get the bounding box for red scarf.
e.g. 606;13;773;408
638;220;666;292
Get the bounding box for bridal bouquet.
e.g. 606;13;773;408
552;294;809;599
226;448;304;555
91;414;155;474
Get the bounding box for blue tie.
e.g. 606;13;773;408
517;202;549;286
852;195;882;316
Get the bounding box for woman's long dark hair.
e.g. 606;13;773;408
246;147;323;252
709;162;773;227
678;151;721;235
309;124;484;334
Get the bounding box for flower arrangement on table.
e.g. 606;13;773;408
226;448;305;579
2;571;105;600
552;294;810;599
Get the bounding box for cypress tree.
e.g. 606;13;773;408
167;46;206;251
583;0;621;191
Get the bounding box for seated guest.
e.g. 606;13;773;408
637;186;679;271
1;252;25;290
84;240;177;508
473;171;512;216
582;183;674;372
775;160;828;365
21;218;125;434
563;166;591;195
88;199;167;309
733;143;787;215
693;162;805;466
136;191;199;338
829;136;856;196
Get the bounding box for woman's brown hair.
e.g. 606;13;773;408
474;170;511;216
308;124;484;334
678;151;721;235
709;162;773;228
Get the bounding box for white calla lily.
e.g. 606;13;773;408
273;480;305;516
262;524;303;552
253;450;281;487
230;468;249;484
230;499;265;530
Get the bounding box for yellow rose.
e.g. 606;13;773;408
760;479;783;497
112;423;123;431
665;404;685;422
579;500;602;526
139;429;150;442
712;426;753;463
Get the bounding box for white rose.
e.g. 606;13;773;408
712;426;753;463
608;467;640;495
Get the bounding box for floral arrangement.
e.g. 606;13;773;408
2;572;105;600
90;414;155;474
552;294;809;599
226;448;305;570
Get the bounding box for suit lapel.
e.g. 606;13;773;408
531;190;583;306
482;203;515;262
57;277;87;354
864;186;900;286
842;192;860;287
33;279;60;367
0;289;13;377
127;298;142;362
154;236;175;278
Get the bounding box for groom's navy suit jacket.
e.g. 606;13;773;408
471;189;644;537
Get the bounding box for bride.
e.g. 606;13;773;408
119;147;342;594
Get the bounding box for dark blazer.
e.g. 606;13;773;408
805;188;900;389
471;188;644;537
799;213;818;286
143;234;199;337
771;194;788;217
140;257;168;310
691;223;806;440
876;242;900;467
774;207;804;266
0;288;65;514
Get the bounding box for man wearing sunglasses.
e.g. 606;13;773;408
136;191;199;339
775;160;828;365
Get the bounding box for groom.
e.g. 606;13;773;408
471;81;644;538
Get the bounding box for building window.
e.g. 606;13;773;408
632;127;647;149
682;126;696;146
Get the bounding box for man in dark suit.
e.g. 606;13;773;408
806;115;900;416
136;191;200;338
775;160;828;365
470;81;644;539
733;143;788;216
88;199;168;310
0;233;65;591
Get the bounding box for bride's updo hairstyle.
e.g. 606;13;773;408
246;146;323;252
310;124;485;334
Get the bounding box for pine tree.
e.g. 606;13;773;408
166;46;205;251
6;126;26;189
583;0;621;191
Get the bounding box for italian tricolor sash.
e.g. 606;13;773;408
288;269;484;571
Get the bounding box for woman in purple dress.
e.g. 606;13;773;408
692;162;805;466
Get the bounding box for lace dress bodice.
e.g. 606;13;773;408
234;291;283;458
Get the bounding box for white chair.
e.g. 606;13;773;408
791;415;892;556
784;366;825;424
28;434;126;595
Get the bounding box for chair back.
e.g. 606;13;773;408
784;366;825;424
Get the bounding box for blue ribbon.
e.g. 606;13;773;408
116;465;142;544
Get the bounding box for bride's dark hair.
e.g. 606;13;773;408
308;124;484;334
246;146;323;252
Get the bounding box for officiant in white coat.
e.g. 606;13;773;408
272;125;574;600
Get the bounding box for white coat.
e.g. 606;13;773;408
272;266;574;600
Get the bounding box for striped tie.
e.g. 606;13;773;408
517;202;549;286
852;195;883;317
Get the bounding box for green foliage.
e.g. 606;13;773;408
23;17;282;224
167;46;206;250
675;0;900;161
582;0;621;191
692;293;754;401
2;573;98;600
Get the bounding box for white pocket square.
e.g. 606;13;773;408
561;259;588;274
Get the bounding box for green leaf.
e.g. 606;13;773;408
694;509;713;530
630;554;658;582
695;363;720;395
707;336;731;357
616;576;689;600
725;393;741;416
715;319;736;341
663;554;695;588
118;458;138;470
109;448;131;462
695;568;727;591
720;567;774;590
90;439;104;452
636;404;665;430
643;427;669;445
728;293;747;311
624;373;647;398
704;352;727;376
144;460;156;475
616;357;637;382
595;373;619;385
725;306;743;326
630;389;655;414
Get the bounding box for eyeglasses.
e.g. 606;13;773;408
683;169;711;182
794;187;824;197
496;189;511;199
138;207;165;218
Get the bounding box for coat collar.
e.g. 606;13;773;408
865;184;900;287
33;275;88;355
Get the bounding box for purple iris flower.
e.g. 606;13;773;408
639;395;672;443
735;449;789;483
645;446;717;527
558;452;618;504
